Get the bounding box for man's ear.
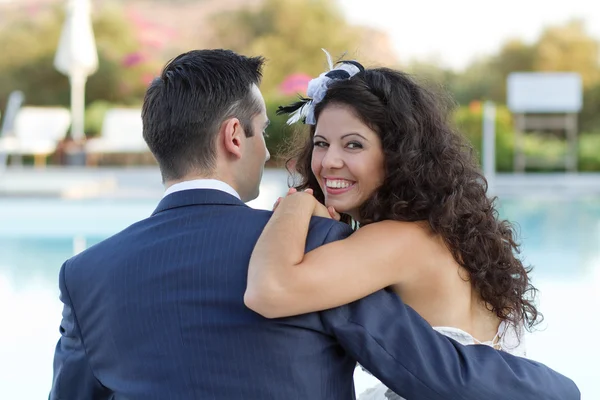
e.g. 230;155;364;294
220;118;244;159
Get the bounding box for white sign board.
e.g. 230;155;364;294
507;72;582;113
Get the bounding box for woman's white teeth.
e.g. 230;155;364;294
326;180;352;189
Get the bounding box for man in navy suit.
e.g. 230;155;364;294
50;49;579;399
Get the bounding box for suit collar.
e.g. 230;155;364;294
152;189;247;216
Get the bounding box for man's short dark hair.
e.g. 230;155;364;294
142;49;265;182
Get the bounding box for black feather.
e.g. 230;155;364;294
276;97;311;116
341;60;365;73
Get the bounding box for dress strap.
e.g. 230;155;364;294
472;320;509;349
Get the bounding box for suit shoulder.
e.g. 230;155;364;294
238;207;273;219
63;216;149;268
308;216;352;236
304;217;353;253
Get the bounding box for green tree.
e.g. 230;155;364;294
0;7;68;109
451;58;500;105
209;0;361;96
445;20;600;108
488;39;536;101
0;3;158;115
580;83;600;132
534;19;600;87
404;58;457;89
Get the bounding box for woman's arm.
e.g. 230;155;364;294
244;191;436;318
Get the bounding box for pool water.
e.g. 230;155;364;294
0;183;598;399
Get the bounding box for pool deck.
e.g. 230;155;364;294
1;166;600;199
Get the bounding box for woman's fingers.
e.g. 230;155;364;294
286;187;314;196
328;207;341;221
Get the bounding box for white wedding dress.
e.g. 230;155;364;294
357;320;526;400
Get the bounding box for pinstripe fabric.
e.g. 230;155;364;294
51;189;356;400
50;189;580;400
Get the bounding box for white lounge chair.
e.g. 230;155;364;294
85;108;149;164
0;106;71;167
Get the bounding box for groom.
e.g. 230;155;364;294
50;49;579;399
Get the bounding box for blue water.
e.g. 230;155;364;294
0;189;598;398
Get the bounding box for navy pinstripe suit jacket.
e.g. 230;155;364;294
50;189;579;399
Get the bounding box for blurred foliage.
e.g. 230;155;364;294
454;105;600;172
535;20;600;87
263;96;295;160
0;1;599;170
580;83;600;133
415;20;599;105
454;104;515;172
84;100;115;137
0;2;158;116
578;132;600;171
208;0;361;96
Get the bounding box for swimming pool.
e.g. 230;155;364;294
0;184;598;398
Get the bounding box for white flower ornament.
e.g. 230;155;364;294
280;49;364;125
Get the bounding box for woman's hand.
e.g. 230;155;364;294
304;189;340;221
273;188;339;220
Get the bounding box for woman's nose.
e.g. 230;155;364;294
321;148;344;170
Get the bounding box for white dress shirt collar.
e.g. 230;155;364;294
163;179;241;199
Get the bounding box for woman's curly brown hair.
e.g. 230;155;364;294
283;67;541;331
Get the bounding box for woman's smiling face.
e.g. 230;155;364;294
311;104;385;221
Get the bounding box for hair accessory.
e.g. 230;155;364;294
277;49;364;125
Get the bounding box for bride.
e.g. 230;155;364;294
245;55;536;399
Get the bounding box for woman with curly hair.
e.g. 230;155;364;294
245;56;540;399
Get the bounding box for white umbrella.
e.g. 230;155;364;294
54;0;98;141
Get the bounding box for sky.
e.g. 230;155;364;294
339;0;600;70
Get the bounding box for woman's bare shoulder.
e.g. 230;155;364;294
350;220;444;267
354;220;432;240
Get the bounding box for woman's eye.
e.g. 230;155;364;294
346;141;363;149
313;141;328;148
